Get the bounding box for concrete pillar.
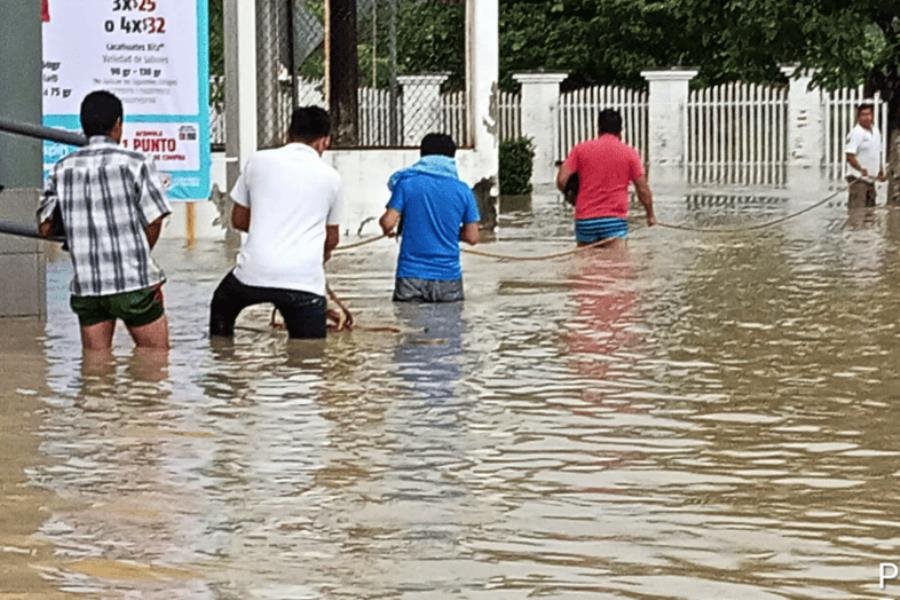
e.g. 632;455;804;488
398;74;449;147
513;72;568;189
466;0;499;226
224;0;258;192
781;65;825;188
0;3;45;318
641;69;698;186
466;0;499;173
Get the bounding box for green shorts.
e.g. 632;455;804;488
70;285;165;328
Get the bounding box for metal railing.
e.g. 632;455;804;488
0;117;84;242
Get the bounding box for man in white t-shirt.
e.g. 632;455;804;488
845;103;885;208
209;106;343;339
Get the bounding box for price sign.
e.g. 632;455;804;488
42;0;211;201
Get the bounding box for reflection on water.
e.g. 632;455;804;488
2;190;900;598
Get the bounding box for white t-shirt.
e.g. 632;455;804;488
230;143;343;296
844;124;882;179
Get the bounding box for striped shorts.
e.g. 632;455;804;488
575;217;628;243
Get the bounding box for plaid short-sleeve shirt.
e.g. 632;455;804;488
38;136;172;297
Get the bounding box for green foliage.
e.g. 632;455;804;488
208;0;897;116
667;0;895;94
499;0;897;101
209;0;465;91
396;0;465;89
498;0;792;90
499;137;535;196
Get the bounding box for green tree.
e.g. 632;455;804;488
498;0;786;90
500;0;898;201
670;0;898;201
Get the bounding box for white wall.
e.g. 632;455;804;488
164;152;228;241
166;149;491;241
327;149;492;235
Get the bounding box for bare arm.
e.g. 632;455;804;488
145;216;165;249
231;204;250;232
38;167;60;238
460;222;480;246
846;153;869;177
324;225;340;262
38;217;57;238
556;162;575;193
634;176;656;227
379;208;401;237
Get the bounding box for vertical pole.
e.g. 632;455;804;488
0;5;42;189
388;0;398;145
371;0;377;88
0;2;45;318
224;0;258;193
287;0;299;109
328;0;359;146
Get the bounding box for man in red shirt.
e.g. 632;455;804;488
556;109;655;247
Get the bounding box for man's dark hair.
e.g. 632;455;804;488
857;103;875;115
289;106;331;142
80;91;123;137
598;108;623;135
420;133;457;157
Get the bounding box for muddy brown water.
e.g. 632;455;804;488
2;192;900;598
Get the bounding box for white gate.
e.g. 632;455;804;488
497;89;522;142
685;82;788;185
209;77;470;148
557;85;649;162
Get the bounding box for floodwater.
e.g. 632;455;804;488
2;188;900;599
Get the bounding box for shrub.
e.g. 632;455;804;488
499;137;535;195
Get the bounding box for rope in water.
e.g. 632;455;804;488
654;186;846;233
329;186;848;262
333;233;387;252
0;185;850;334
460;234;624;261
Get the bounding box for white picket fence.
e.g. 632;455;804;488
823;86;889;180
210;78;470;148
210;76;891;184
441;90;470;148
498;89;522;141
685;82;789;185
557;86;649;162
210;102;226;147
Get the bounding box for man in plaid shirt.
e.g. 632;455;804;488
38;91;172;350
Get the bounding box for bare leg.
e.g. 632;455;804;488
80;320;116;351
80;347;115;376
127;315;170;350
128;347;169;382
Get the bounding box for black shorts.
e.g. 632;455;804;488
209;272;326;339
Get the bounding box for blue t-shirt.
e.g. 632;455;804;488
387;171;480;281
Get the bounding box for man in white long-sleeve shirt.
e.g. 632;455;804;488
845;103;885;209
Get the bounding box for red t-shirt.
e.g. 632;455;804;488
563;135;644;220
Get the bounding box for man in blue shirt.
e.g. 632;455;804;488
379;133;481;302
